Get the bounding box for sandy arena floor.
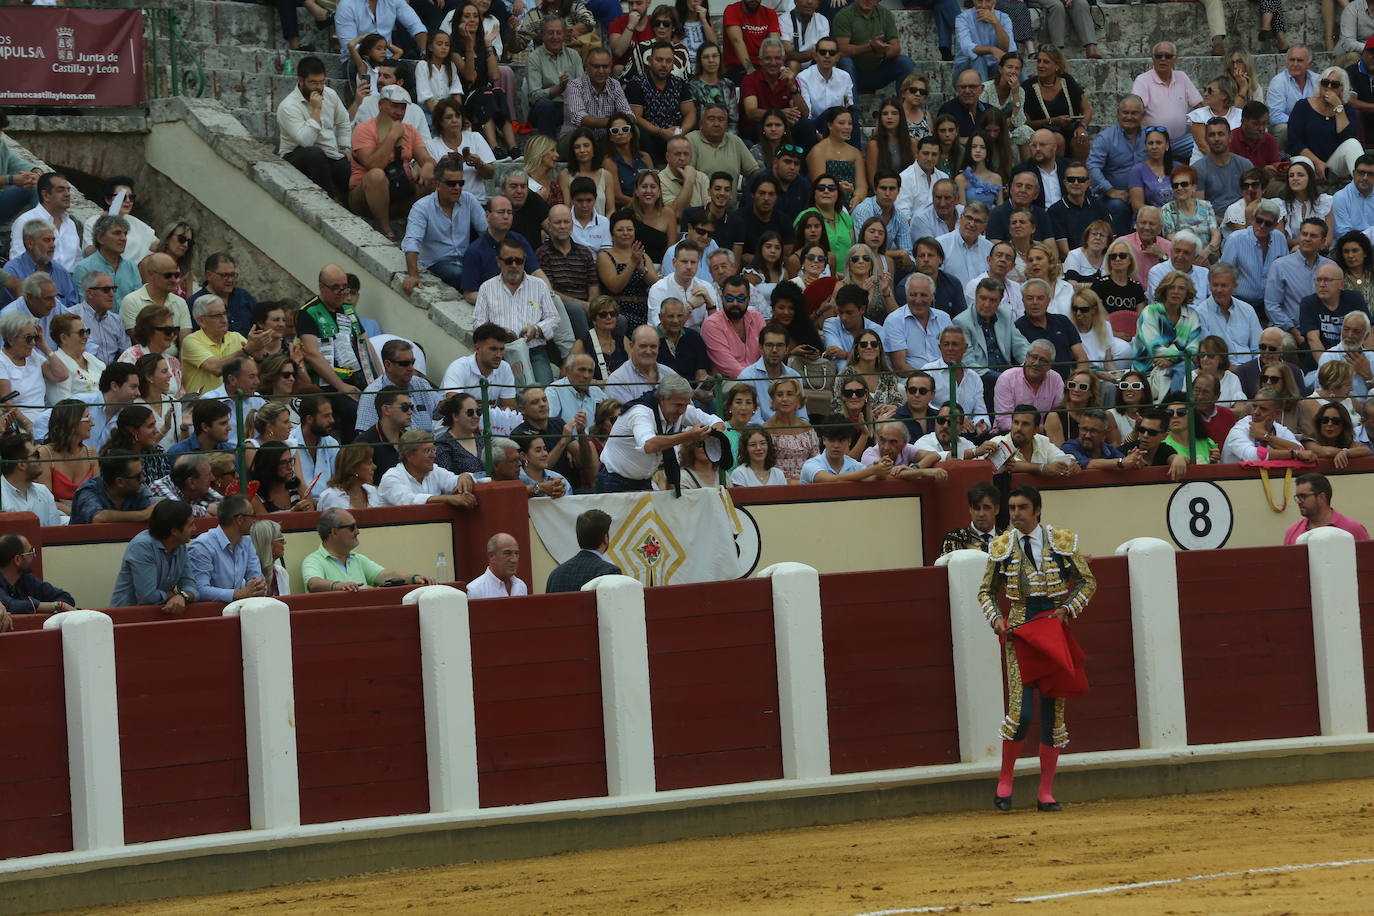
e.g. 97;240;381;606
87;778;1374;915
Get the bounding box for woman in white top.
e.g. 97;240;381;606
134;352;184;449
1110;369;1153;441
1062;220;1111;290
0;313;61;440
415;29;462;111
1024;241;1074;315
1275;158;1334;246
729;427;789;487
1195;336;1247;410
316;443;381;512
674;438;722;489
250;519;293;598
425;98;495;202
46;313;104;405
1069;289;1133;384
558;129;614;217
1187;74;1242;162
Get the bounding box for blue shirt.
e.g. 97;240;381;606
289;433;339;498
166;435;234;456
850;198;913;257
73;251;142;306
1265;68;1317;126
460;230;540;295
953;8;1015;71
800;452;864;483
354;373;439;432
1;252;78;308
111;530;198;606
70;475;154;526
188;286;260;337
0;296;69;343
72;301;130;366
1220;227;1286;308
933;229;993;289
1194;295;1261;357
737;358;807;422
1062;439;1125;468
1265;252;1334;332
402;190;487;271
1333;182;1374;238
188;525;261;603
546;376;607;424
660;237;719;281
334;0;424;64
882;306;952;366
1086;125;1146;194
821;315;881;372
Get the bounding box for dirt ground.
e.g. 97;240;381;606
90;778;1374;916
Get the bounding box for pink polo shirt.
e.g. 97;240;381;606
1131;68;1203;143
701;308;765;378
1283;510;1371;546
1121;232;1172;290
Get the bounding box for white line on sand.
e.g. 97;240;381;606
849;856;1374;915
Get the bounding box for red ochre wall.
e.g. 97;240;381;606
1356;541;1374;733
1066;556;1139;754
0;629;71;858
1176;546;1320;744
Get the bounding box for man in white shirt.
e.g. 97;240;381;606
971;404;1079;476
911;178;964;245
569;177;613;250
287;395;339;498
377;429;478;507
8;173;80;272
647;240;717;328
935;202;995;290
606;325;679;402
1193;262;1260;359
1265;46;1316;148
1317;311;1374;398
781;0;829;72
795;37;858;146
920;325;990;436
1222;387;1315;463
597;374;723;492
276;56;353;203
441;322;518;409
962;241;1024;318
473;238;562;385
348;60;433;141
1145;230;1209;303
914;403;978;460
0;433;62;526
465;532;529;598
896;136;949;225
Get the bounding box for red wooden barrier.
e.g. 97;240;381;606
1356;541;1374;733
0;629;71;859
291;605;429;824
1176;546;1320;744
819;568;959;774
113;618;251;844
646;578;784;791
469;592;607;807
1065;556;1139;753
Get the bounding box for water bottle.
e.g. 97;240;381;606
284;58;294;77
435;551;449;584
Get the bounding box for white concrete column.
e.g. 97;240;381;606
758;563;830;780
223;597;299;830
43;610;123;851
1115;537;1188;749
1297;527;1369;735
939;549;1002;764
403;585;479;812
584;574;655;796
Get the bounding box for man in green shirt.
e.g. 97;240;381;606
302;508;436;592
832;0;914;95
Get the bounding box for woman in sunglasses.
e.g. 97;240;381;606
1043;369;1104;446
1297;360;1361;439
794;171;854;265
832;328;901;411
1250;359;1303;431
1068;290;1132;386
1286;67;1363;183
1089;239;1147;315
785;212;833;277
790;243;832;292
1161;165;1220;264
572;295;629;380
257;353;301;426
1303;402;1371;468
899;73;932;140
841;239;896;320
687;42;738;131
433;391;490;477
118;305;184;397
1129;126;1174;214
149;221;197;298
1159;391;1219;463
45;313;103;405
602;114;655;209
1109;369;1153;442
1186;75;1241;158
134;353;185;448
1222;167;1278;236
248;440;316;515
1335;230;1374;305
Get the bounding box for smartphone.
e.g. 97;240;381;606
0;391;19;404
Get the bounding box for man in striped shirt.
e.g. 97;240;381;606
473;238;562;386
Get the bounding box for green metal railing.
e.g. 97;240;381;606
142;6;205;100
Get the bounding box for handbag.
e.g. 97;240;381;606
383;145;413;200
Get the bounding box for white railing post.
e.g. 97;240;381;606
584;574;655;796
223;597;299;830
403;585;479;812
939;549;1002;764
1297;527;1369;735
758;563;830;780
1115;537;1188;749
43;610;124;851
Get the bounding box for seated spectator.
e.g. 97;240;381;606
188;253;258;338
474;237;561;385
569;176;614;249
199;356;265;446
1132;269;1202;394
720;0;780;80
832;0;913;97
729;426;787;487
354;339;439;434
354;385;413;482
505;169;552;251
892;370;941;442
561;47;635;138
1301;262;1365;359
2;220;75;311
347;57;433;138
547;353;608;425
442;322;518;408
1221;386;1312;462
546;508;621;592
8;173;79;272
0;433;62;526
625;40;698;161
1193;262;1260;357
701;273;766;377
425;100;496;204
150;454;219;518
45;312;102;406
952;0;1013;81
71;449;155;525
33;400;95;515
912;403;977;460
110;499;198;610
188;495;266;604
303;507;434;592
377;428;478;507
70;217;139;314
83;362;140;452
167;398;234;458
248;518;291;597
760;375;819;479
247;441;316;514
655;297;711;396
1016;279;1087;378
971;403;1078;476
466;533;529;598
688;104;759;187
952;277;1029;395
295;264;371;432
180;296;271;396
1333;155;1374;239
1265;218;1335;347
0;114;39;232
1160;391;1219;464
606;324;678;403
527;17;586;138
922;325;989;437
146;222;198;299
276;56;353;203
659;137;709;212
1286;67;1364;183
1191;369;1237;444
738;38;802;144
800;417;888;483
460;196;544;305
1060;407;1126;469
104;404;172;486
287;395;339;498
1112;405;1186;480
0;531;74;618
317;443;381;511
628;5;691;80
2;268;70;357
538;204;599;338
512;385;594;484
0;309;66;439
120;253;192;350
1317;311;1374;399
1301;383;1367;459
736;322;805;421
822;284;882;373
71;271;130;368
516;433;572;496
860;420;946;478
1284;472;1370;545
348;85;436;238
486;436;524;482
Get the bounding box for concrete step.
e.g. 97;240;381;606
187;41;347;80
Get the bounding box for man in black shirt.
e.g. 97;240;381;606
511;386;595;484
656;297;711;397
1014;279;1087;378
1118;406;1187;479
503;171;550;249
353;386;413;483
1047;161;1109;260
723;174;788;266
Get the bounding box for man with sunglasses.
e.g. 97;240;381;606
303;507;433;593
119;252;191;353
1265;46;1316;150
1221;385;1312;463
354;339;437;433
1284;473;1370;545
0;433;62;526
188;495;266;605
661;209;720;281
474;237;562;385
1220;199;1286;315
1233;327;1309;399
912;403;976;462
401;155;487;295
1332;153;1374;238
0;533;73;622
1131;42;1203;159
1118;406;1188;480
892;370;941;441
702;273;765;378
795;37;859;148
1047;162;1109;262
354;386;415;482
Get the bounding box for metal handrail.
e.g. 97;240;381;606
141;6;205;100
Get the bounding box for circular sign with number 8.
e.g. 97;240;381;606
1166;481;1234;551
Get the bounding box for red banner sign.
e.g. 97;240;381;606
0;8;144;107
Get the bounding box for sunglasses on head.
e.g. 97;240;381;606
1144;126;1169;134
779;143;805;156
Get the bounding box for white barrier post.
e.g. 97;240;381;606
758;563;830;780
1297;527;1369;735
584;574;655;796
403;585;479;812
43;610;124;851
939;550;1003;764
223;597;299;830
1115;537;1188;749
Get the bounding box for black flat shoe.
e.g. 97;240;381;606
994;795;1013;811
1037;800;1062;812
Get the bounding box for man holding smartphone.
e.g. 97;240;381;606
277;57;352;203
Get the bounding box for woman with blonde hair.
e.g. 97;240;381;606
1068;289;1132;385
1286;66;1363;181
842;240;896;318
249;519;292;597
1297;359;1361;439
522;134;563;205
833;328;903;408
762;377;819;480
1024;241;1073;315
1090;239;1148;314
899;73;932;139
1043;368;1103;445
148;221;197;296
